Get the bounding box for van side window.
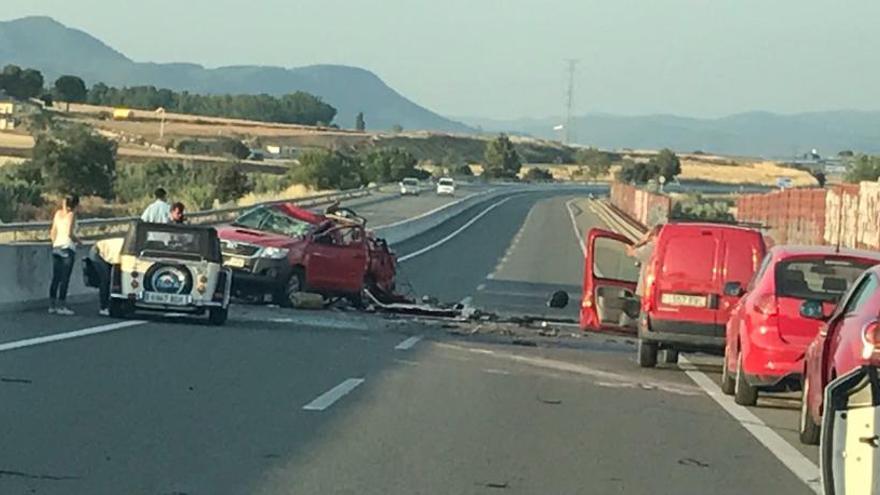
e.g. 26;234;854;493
747;254;772;292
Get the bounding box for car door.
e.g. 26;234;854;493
305;225;368;293
581;228;639;332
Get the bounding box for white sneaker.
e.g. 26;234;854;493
48;307;56;314
56;307;75;316
98;309;110;317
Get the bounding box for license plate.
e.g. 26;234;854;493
144;292;190;306
661;293;708;307
225;257;246;268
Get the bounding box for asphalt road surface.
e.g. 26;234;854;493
1;187;818;495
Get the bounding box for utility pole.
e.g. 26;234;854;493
563;59;578;145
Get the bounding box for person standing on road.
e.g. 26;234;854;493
49;195;80;315
88;237;124;316
627;224;661;299
141;188;171;223
170;202;187;224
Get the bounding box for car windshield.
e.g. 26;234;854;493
402;179;418;185
775;257;877;302
234;206;312;237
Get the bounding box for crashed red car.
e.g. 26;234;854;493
215;202;396;306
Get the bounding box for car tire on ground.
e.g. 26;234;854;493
108;299;132;318
637;339;658;368
274;269;306;308
798;375;821;445
662;349;679;364
208;307;228;326
734;351;758;406
720;349;736;395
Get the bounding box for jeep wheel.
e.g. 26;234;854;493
208;307;228;326
274;269;306;308
734;351;758;406
637;339;658;368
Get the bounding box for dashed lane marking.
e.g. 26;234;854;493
394;335;423;351
0;320;147;353
302;378;365;411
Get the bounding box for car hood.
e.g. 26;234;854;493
216;225;306;248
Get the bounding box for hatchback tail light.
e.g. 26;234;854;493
860;320;880;360
643;269;656;311
754;294;778;316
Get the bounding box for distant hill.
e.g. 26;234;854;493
0;16;472;133
462;111;880;158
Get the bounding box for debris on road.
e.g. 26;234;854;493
537;396;563;405
677;458;710;468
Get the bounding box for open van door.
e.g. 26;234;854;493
581;228;640;333
821;366;880;495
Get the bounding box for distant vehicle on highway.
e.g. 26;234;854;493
108;222;232;325
216;203;396;306
799;263;880;445
722;246;880;406
436;177;455;196
400;178;420;196
583;223;767;367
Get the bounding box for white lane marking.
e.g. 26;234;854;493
0;320;147;353
565;199;587;255
398;196;515;262
486;273;496;280
302;378;365;411
459;296;473;307
394;335;423;351
679;357;821;493
476;284;487;291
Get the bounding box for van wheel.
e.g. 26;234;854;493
637;339;658;368
662;349;679;364
799;375;821;445
208;307;228;326
734;351;758;406
274;269;305;308
720;348;735;395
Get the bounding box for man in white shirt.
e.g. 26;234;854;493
141;188;171;223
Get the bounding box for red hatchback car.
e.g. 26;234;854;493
799;264;880;445
722;246;880;406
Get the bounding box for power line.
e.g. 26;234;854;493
563;59;578;145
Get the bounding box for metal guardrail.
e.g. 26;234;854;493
0;185;383;243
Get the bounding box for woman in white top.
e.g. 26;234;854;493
49;195;80;315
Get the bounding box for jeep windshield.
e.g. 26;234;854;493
233;206;314;238
125;223;222;263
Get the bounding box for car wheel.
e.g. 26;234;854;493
720;347;735;395
798;375;821;445
108;299;132;318
734;351;758;406
637;339;658;368
662;349;679;364
275;269;306;308
208;307;228;326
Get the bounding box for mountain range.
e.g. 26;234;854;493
0;16;472;133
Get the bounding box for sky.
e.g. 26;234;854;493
3;0;880;120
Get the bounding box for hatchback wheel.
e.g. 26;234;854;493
637;339;658;368
720;348;735;395
662;349;679;364
798;375;821;445
734;351;758;406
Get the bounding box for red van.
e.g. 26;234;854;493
582;223;767;367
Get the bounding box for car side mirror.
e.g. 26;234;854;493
723;281;745;297
800;299;826;320
547;290;569;309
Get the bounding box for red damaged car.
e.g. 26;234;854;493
799;263;880;445
215;203;396;306
722;246;880;406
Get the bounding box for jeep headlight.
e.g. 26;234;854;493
260;247;290;259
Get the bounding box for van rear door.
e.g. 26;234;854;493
653;228;722;326
581;228;639;332
719;231;765;323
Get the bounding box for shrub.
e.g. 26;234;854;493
289;150;366;190
523;167;553;181
176;138;250;159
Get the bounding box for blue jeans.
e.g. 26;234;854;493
50;249;76;303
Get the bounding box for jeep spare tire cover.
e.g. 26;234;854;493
145;264;193;295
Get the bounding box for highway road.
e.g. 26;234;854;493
0;187;818;494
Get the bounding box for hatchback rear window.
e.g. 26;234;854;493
439;179;454;186
775;257;877;302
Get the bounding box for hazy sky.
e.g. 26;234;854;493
3;0;879;120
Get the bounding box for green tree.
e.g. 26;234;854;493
0;65;45;99
362;147;419;183
483;134;522;178
844;155;880;183
53;75;88;111
454;164;474;176
290;150;365;190
214;164;252;202
391;124;403;133
616;160;660;184
524;167;553;181
575;147;613;180
33;124;117;198
652;148;682;182
355;112;366;131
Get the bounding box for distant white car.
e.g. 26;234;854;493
436;177;455;196
400;178;420;196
